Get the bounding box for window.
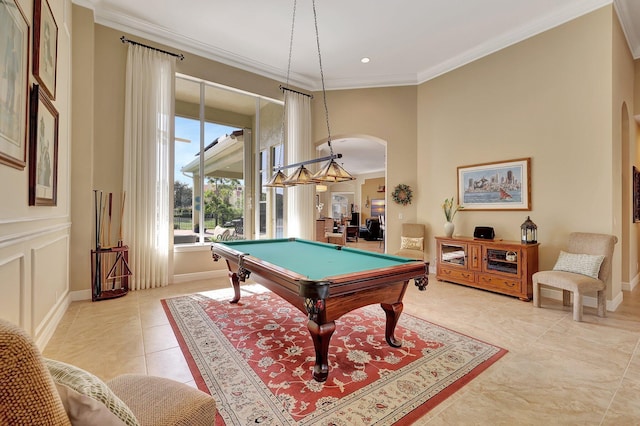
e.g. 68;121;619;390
174;116;238;243
174;75;283;245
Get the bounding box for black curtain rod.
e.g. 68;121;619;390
280;85;313;99
120;36;184;61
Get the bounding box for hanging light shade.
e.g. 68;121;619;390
264;0;355;188
264;169;288;188
283;165;314;186
312;158;355;183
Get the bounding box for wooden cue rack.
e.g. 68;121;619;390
91;243;132;301
92;190;132;301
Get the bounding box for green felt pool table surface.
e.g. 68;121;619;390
219;238;417;280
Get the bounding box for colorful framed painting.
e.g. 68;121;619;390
33;0;58;100
0;0;30;169
457;158;531;211
28;84;59;206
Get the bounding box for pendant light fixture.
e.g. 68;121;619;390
264;0;355;187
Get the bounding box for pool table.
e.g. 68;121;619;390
211;238;429;382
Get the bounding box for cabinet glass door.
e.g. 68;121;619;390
485;248;519;275
441;243;467;266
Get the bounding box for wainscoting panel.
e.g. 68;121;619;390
31;236;70;340
0;254;25;327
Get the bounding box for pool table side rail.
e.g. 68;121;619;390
212;242;428;298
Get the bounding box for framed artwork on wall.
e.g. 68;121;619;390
633;166;640;223
371;199;385;218
0;0;30;169
29;84;59;206
33;0;58;100
457;158;531;211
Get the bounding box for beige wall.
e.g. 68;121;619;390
70;4;94;298
63;4;636;316
612;7;637;289
311;86;418;254
417;5;633;304
0;0;72;345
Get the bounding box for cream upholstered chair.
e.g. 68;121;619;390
395;223;426;260
0;318;217;425
532;232;617;322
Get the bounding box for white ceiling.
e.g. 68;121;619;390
76;0;640;91
78;0;640;176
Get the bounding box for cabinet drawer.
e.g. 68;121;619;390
476;273;522;296
438;266;475;284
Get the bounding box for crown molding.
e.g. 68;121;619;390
73;0;623;90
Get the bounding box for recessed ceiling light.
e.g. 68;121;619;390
361;57;370;64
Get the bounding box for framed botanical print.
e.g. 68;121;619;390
33;0;58;100
0;0;30;169
29;84;59;206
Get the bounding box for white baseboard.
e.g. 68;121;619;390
69;270;228;301
623;273;639;292
171;270;227;283
71;289;92;301
35;294;71;349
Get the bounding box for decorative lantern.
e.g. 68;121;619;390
521;216;537;244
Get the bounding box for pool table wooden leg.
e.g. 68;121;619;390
307;319;336;382
227;271;241;304
380;302;403;348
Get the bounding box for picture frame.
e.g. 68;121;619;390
29;84;58;206
33;0;58;100
633;166;640;223
0;0;30;169
457;157;531;210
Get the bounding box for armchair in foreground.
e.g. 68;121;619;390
0;318;217;425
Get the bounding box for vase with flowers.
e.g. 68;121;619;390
442;197;463;237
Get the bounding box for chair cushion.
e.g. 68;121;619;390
45;358;139;426
533;270;605;293
552;251;605;279
400;236;423;251
396;248;425;260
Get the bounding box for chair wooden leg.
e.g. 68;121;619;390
597;290;607;317
572;292;583;321
533;281;541;307
562;290;571;307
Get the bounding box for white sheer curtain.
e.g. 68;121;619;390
122;44;175;290
285;91;314;239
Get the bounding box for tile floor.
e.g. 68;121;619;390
44;254;640;425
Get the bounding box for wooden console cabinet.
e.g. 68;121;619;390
435;236;539;301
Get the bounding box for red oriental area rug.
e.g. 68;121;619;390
162;286;507;425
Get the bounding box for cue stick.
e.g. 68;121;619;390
94;190;103;297
107;192;113;248
100;194;108;289
119;191;126;246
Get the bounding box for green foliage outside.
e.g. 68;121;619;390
173;178;243;231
